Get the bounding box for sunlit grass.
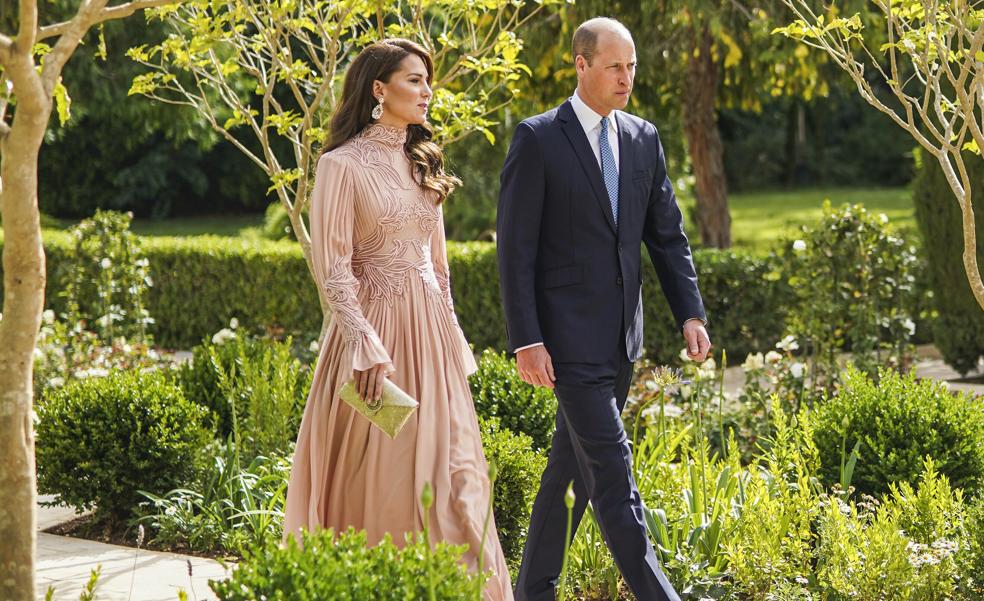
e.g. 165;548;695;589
678;186;916;252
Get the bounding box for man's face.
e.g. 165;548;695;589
576;30;636;115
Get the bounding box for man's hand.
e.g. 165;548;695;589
353;363;389;402
516;345;556;389
683;320;712;362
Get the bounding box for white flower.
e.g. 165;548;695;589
765;350;783;364
679;347;692;362
790;362;806;379
776;335;799;352
792;239;807;252
680;384;692;400
309;339;320;353
229;317;239;329
33;347;44;359
78;367;109;379
902;318;916;336
100;258;112;269
742;352;765;371
48;377;65;388
42;310;55;325
879;213;889;224
702;357;716;371
642;402;683;420
211;328;237;345
135;258;150;268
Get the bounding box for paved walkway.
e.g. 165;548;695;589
36;496;230;601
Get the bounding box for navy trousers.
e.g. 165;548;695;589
513;348;680;601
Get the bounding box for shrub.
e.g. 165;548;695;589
58;209;154;344
780;202;921;388
3;232;903;365
912;148;984;374
813;367;984;497
260;201;296;241
173;333;311;458
959;494;984;598
35;371;212;525
209;527;486;600
479;418;547;573
470;349;557;451
816;461;970;600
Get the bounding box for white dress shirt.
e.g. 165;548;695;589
570;89;620;173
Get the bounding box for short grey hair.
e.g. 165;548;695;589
572;17;633;65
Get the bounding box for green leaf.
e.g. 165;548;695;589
53;78;72;125
96;24;108;61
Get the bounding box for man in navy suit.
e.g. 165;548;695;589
497;17;711;601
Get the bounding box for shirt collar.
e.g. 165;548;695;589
571;89;618;136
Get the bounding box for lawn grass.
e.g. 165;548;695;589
679;186;917;252
18;187;917;252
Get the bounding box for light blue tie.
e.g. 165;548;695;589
599;115;619;225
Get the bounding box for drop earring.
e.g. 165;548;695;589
371;96;384;120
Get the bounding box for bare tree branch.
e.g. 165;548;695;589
37;0;183;43
0;34;12;65
15;0;38;52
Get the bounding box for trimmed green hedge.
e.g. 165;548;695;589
5;233;790;359
913;149;984;374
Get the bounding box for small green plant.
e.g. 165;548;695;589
173;330;311;459
36;371;211;526
814;367;984;497
138;440;291;557
816;460;971;599
209;483;489;601
469;349;557;451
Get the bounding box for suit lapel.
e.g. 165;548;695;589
558;101;617;234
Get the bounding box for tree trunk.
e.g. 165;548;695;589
0;51;50;600
681;24;732;249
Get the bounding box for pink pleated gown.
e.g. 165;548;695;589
282;123;513;601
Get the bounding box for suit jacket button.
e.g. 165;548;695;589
617;243;623;252
616;276;623;286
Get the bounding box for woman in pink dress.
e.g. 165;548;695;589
282;38;513;600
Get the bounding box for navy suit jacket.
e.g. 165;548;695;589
497;99;706;364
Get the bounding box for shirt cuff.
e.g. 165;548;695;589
514;342;545;353
683;317;707;327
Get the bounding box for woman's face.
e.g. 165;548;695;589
373;54;432;127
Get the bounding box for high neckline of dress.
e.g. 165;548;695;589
360;123;408;149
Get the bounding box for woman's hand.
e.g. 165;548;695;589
353;363;389;402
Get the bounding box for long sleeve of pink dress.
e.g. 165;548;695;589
283;123;511;601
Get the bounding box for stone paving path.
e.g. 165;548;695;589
35;496;230;601
34;345;983;599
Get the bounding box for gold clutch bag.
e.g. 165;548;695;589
338;378;419;439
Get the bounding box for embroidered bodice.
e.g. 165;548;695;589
308;123;462;373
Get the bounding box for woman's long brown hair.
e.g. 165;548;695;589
322;38;460;203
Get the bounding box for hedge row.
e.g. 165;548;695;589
912;149;984;374
4;233;791;361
